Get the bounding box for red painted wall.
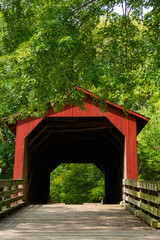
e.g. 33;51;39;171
13;96;138;180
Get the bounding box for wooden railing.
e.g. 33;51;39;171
0;179;26;218
122;179;160;228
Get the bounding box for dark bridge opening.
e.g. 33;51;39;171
24;117;125;204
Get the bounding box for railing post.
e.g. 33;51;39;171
121;179;160;229
0;179;26;219
0;186;3;211
158;185;160;213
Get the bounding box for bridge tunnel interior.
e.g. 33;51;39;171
24;117;125;204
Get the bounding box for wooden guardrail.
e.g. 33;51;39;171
121;179;160;228
0;179;26;219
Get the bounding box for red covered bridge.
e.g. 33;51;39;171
4;87;149;204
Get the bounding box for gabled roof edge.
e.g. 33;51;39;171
3;86;150;136
76;86;150;122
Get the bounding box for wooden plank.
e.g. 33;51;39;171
0;180;24;188
14;117;42;179
129;117;134;179
124;188;160;204
2;203;160;239
0;188;24;198
124;195;160;218
107;127;123;146
48;104;73;117
31;133;51;152
123;179;160;191
29;123;111;150
40;118;113;129
121;201;160;229
129;116;138;179
103;135;121;150
46;126;108;133
0;195;24;208
126;119;130;178
0;202;26;219
33;138;56;158
28;125;48;146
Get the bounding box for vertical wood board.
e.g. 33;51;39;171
13;94;138;180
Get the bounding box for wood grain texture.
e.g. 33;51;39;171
13;92;145;180
123;179;160;225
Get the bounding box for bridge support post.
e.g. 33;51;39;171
28;154;50;204
104;162;122;204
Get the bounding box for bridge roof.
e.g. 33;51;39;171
4;86;150;136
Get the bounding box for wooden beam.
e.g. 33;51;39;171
28;126;48;146
103;134;121;150
32;138;56;158
46;126;108;133
46;133;102;142
29;125;109;148
94;162;105;174
44;116;112;126
107;127;124;146
46;143;108;153
31;133;51;152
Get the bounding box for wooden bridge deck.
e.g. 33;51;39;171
0;204;159;240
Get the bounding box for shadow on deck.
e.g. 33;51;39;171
0;204;159;240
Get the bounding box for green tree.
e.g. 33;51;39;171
50;164;104;204
0;0;159;184
0;0;159;117
0;121;15;179
138;99;160;180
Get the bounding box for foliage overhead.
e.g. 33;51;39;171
0;0;159;117
0;120;15;179
0;1;159;196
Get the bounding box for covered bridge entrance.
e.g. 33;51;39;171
4;87;149;204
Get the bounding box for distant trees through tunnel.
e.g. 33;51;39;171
50;163;104;204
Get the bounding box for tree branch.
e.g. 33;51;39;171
73;0;98;13
141;94;151;107
127;5;133;17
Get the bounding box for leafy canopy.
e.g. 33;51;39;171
0;0;159;187
50;164;104;204
0;0;159;117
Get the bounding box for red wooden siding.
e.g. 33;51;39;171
13;94;138;180
13;117;43;179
